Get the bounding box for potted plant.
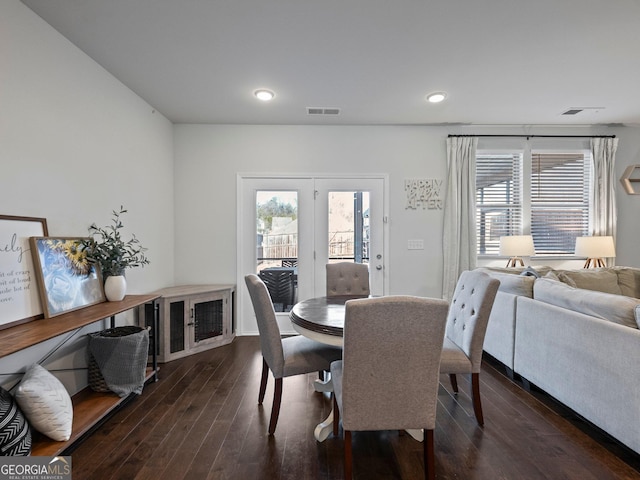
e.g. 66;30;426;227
82;206;150;301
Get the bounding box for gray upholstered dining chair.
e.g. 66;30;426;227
440;270;500;427
326;262;370;297
330;295;449;480
244;274;342;435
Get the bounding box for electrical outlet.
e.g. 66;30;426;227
408;239;424;250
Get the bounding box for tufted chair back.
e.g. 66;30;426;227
445;270;500;373
326;262;370;297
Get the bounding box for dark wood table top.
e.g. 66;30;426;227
289;295;368;338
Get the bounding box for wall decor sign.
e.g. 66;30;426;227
30;237;105;318
404;179;443;210
0;215;48;329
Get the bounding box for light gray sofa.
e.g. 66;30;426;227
479;266;640;454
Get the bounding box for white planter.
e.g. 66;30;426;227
104;275;127;302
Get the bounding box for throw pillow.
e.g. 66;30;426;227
558;269;622;295
14;364;73;442
556;272;577;288
519;266;541;278
615;267;640;299
0;387;31;456
543;271;560;281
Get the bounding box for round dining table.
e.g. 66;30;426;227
289;295;424;443
289;295;364;347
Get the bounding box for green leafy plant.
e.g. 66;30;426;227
82;206;150;277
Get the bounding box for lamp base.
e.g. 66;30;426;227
505;257;525;268
583;258;605;268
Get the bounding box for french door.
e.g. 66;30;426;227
313;178;385;297
237;175;387;335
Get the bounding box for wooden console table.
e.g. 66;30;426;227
0;294;160;456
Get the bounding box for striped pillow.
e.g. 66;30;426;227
0;387;31;456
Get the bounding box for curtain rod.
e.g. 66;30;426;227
447;134;616;139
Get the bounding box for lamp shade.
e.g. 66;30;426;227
575;236;616;258
499;235;535;256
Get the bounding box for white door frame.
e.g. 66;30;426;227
237;173;389;336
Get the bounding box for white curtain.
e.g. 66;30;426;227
591;137;618;266
442;136;478;300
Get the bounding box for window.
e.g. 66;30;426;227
476;153;523;255
476;150;591;256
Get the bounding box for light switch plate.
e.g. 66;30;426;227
408;239;424;250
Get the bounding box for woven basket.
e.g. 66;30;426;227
88;325;145;393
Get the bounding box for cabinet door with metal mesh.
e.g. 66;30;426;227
170;300;186;354
193;299;224;343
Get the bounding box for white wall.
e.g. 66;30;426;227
173;124;449;297
0;1;175;393
174;124;640;333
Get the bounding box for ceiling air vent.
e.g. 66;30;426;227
307;107;341;116
561;107;604;116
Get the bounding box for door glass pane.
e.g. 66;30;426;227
255;191;298;312
327;191;370;264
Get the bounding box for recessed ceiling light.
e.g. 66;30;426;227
254;89;275;101
426;92;447;103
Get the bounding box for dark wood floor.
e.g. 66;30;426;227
68;337;640;479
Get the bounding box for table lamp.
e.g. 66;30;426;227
575;236;615;268
499;235;535;268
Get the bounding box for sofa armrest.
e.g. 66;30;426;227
483;291;517;370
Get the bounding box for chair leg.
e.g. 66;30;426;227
258;358;269;405
268;377;283;435
423;429;435;480
332;393;340;436
449;373;459;394
471;372;484;426
344;430;352;479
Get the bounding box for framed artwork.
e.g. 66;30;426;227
30;237;105;318
0;215;49;329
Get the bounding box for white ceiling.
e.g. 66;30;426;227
21;0;640;126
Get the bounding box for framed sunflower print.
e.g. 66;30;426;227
0;215;48;329
29;237;105;318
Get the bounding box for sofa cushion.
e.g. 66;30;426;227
555;268;622;295
477;269;534;297
534;277;640;329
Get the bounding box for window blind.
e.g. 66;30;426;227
530;153;590;255
476;153;523;255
